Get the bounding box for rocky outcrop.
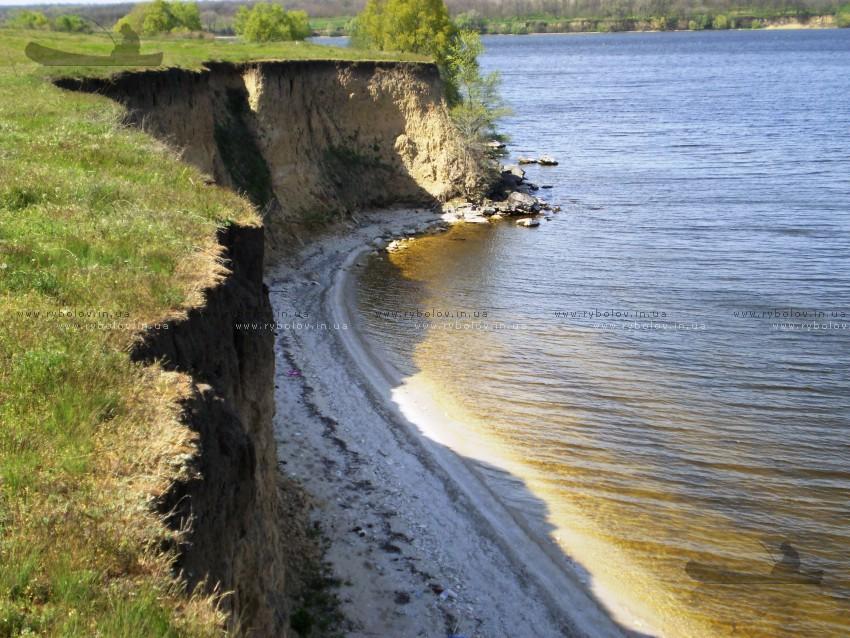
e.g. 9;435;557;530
59;60;493;251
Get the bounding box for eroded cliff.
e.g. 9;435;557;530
61;60;491;250
56;59;489;635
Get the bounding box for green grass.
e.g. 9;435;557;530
0;28;422;636
0;28;425;79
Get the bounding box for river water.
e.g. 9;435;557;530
354;30;850;636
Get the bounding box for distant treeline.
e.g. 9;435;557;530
1;0;847;35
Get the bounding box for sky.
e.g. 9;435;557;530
1;0;131;5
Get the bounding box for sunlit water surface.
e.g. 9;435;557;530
355;30;850;636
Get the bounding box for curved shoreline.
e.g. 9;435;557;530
331;245;630;638
268;208;645;637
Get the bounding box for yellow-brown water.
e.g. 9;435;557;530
354;30;850;636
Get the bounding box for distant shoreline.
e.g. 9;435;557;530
311;14;843;38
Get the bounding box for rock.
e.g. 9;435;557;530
386;239;413;252
486;140;506;149
439;588;459;600
394;591;411;605
507;191;538;212
517;157;538;165
552;205;562;212
502;164;525;180
489;213;505;221
538;155;559;166
541;184;554;189
516;218;540;227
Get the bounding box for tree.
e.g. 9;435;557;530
7;10;50;30
233;3;311;42
114;1;202;36
712;13;729;28
351;0;456;64
142;0;177;34
446;30;510;140
52;14;92;33
170;2;202;32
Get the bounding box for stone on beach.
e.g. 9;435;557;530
516;218;540;227
507;191;539;212
538;155;559;166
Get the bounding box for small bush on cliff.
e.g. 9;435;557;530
234;3;311;42
446;30;510;141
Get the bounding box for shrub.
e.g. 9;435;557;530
713;13;730;29
6;10;49;30
233;3;310;42
114;1;201;36
52;14;92;33
351;0;455;62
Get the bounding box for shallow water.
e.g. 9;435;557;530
355;30;850;636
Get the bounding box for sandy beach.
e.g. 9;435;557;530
267;208;636;638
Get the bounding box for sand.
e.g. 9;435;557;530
267;208;636;638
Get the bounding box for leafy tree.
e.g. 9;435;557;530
142;0;177;34
170;2;202;32
114;1;202;36
52;14;92;33
234;3;311;42
446;30;510;140
351;0;456;64
712;13;729;28
7;10;50;30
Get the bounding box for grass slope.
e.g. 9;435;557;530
0;28;421;636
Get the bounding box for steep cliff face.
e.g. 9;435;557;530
130;224;292;636
61;60;490;248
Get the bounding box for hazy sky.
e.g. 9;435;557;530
1;0;131;5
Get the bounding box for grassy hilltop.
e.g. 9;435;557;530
0;29;420;636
